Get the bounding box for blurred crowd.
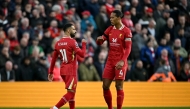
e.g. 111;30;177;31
0;0;190;82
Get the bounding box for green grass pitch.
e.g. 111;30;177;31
0;107;190;109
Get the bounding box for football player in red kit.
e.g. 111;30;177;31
96;10;132;109
48;23;86;109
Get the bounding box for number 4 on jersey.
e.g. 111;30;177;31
60;49;68;63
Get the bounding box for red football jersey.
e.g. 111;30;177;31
103;24;132;64
49;37;86;75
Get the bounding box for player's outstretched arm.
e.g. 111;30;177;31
75;39;87;58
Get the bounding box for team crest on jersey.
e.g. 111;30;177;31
119;34;122;38
112;38;117;43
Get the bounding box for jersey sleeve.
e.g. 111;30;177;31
96;26;112;45
72;40;86;58
49;43;59;74
121;28;132;62
103;26;112;40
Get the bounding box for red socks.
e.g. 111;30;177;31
55;91;75;108
69;100;75;109
103;90;113;109
117;90;124;109
69;96;75;109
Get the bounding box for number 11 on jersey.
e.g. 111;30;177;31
60;49;68;63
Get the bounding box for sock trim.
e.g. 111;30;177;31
62;97;68;102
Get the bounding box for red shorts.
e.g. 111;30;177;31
103;63;127;80
61;75;77;90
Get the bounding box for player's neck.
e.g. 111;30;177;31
114;22;123;29
64;33;71;38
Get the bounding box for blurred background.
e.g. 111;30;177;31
0;0;190;82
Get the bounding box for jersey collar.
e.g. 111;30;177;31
113;24;125;30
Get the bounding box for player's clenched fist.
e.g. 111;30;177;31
82;39;87;43
96;36;104;42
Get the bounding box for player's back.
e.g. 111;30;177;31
55;37;77;75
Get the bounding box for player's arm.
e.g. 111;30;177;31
96;35;107;45
96;26;112;45
121;31;132;62
49;50;59;74
73;39;87;58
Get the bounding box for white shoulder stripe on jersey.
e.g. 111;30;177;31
125;38;131;41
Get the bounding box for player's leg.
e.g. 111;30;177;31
103;78;113;109
102;64;115;109
115;79;124;109
68;89;76;109
115;68;126;109
52;75;77;109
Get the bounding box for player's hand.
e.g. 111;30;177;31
96;36;104;42
115;60;125;70
48;74;53;81
82;39;87;43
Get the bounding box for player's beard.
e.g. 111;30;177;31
70;32;76;38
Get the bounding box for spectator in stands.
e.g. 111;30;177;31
34;20;44;41
81;10;97;32
0;61;15;82
175;28;187;48
114;4;122;12
172;39;188;58
20;37;29;57
86;23;99;40
156;38;173;58
153;3;164;21
139;7;154;25
94;51;107;80
131;23;147;59
18;17;34;41
129;7;140;26
7;28;19;51
87;0;100;18
161;18;175;41
10;45;23;71
147;19;156;38
164;31;173;47
148;59;176;82
140;38;156;76
0;23;6;46
39;29;53;55
30;45;43;64
122;11;134;31
34;56;48;81
16;56;35;81
95;5;108;36
155;10;170;41
105;0;115;16
172;46;184;78
48;20;61;38
154;49;175;75
178;62;190;81
79;56;101;81
0;46;12;69
52;4;63;22
69;4;81;23
131;60;148;81
30;8;43;28
62;10;74;25
28;37;44;57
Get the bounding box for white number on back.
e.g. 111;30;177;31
59;49;68;63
